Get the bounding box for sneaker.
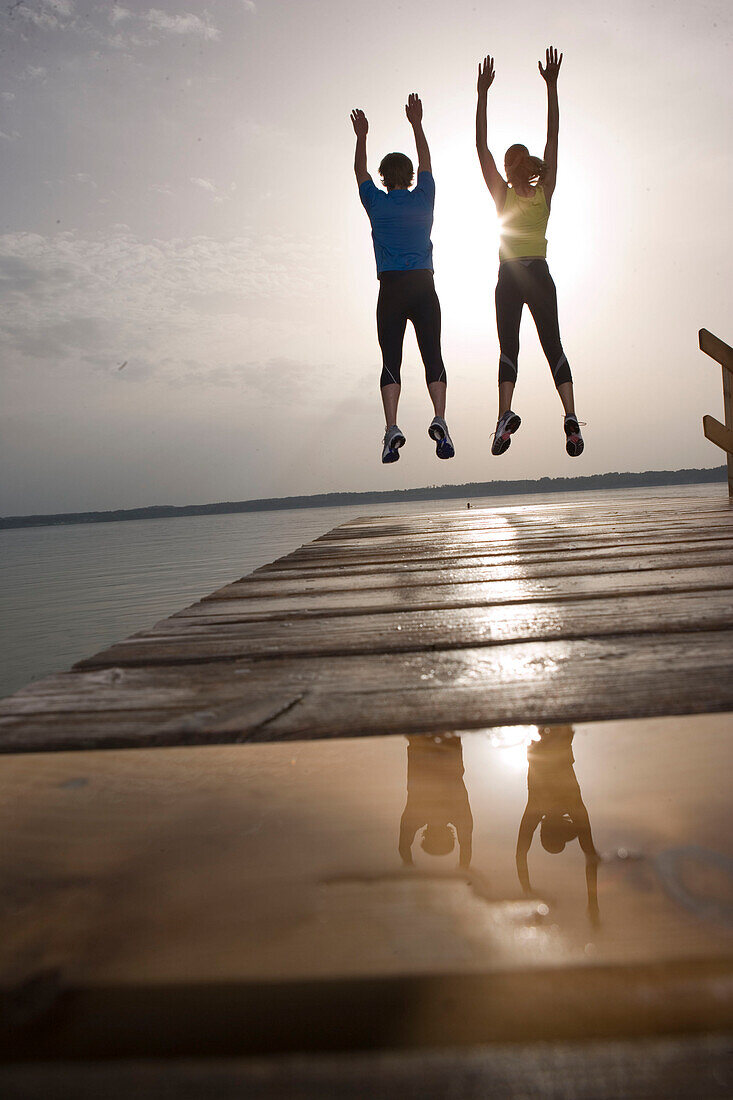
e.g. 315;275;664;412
491;409;521;455
564;414;585;457
382;424;406;463
428;415;455;459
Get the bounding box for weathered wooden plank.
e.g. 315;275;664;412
2;966;732;1061
76;589;733;668
700;327;733;374
289;519;733;555
3;629;732;714
3;631;733;749
171;566;733;623
703;414;733;456
0;693;303;753
207;547;733;600
216;541;733;594
334;495;729;529
317;510;733;543
2;1036;731;1100
260;532;733;573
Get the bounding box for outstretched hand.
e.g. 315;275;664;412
350;108;368;137
539;46;562;83
477;55;495;94
405;92;423;126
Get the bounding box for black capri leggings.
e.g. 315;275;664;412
495;259;572;387
377;269;446;388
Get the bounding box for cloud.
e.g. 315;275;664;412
1;93;16;101
4;314;102;359
191;177;230;203
0;228;335;398
12;0;75;31
191;176;216;194
236;357;336;402
143;9;219;41
108;4;131;24
241;1;256;11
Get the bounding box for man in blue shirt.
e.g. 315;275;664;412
351;94;455;464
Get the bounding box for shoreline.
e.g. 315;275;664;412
0;466;726;531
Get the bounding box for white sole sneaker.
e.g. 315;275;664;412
491;410;521;456
382;425;406;464
564;415;585;457
428;416;455;459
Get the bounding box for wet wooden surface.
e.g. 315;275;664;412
4;1037;732;1100
1;492;732;1093
1;717;732;1068
1;491;732;753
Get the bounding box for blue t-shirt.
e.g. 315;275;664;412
359;171;435;276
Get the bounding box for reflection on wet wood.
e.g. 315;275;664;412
0;492;732;753
1;493;733;1082
1;719;732;1064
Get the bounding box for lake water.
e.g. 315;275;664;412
0;484;720;699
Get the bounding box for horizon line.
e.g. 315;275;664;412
0;466;726;531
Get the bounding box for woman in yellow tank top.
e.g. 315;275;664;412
476;47;584;457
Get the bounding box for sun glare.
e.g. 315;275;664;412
475;725;541;772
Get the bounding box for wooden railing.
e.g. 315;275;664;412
699;328;733;497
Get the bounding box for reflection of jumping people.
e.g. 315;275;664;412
399;736;473;869
476;48;584;459
351;96;455;465
516;726;600;922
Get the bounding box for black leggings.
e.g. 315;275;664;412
495;259;572;387
377;269;446;388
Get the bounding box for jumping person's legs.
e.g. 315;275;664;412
409;271;454;459
495;263;523;409
381;383;401;427
523;261;571;392
376;273;409;462
492;263;524;455
524;261;583;455
409;271;446;394
377;274;408;410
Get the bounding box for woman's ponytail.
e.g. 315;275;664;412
524;155;547;184
505;143;547;187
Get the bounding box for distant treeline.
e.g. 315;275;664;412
0;466;726;530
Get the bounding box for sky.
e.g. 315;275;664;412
0;0;731;515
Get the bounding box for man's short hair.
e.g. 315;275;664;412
379;152;414;190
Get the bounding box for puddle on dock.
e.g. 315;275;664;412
2;713;732;995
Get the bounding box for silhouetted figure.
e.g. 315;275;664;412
350;95;455;465
399;735;473;869
476;47;584;459
516;725;600;923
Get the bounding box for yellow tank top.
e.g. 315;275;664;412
499;185;549;262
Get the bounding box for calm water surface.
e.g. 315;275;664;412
0;484;717;698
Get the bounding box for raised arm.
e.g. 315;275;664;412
399;809;419;865
515;804;542;894
476;55;507;213
405;92;431;175
350;108;371;186
538;46;562;206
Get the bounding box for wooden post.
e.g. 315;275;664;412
699;328;733;497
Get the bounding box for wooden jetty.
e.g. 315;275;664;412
1;490;733;752
1;489;732;1096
